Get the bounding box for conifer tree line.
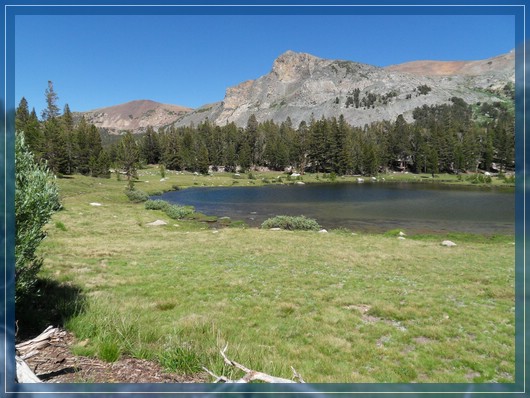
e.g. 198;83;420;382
16;82;514;178
129;97;514;176
16;81;111;178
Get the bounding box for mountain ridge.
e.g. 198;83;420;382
77;50;514;133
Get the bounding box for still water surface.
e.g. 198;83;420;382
152;183;514;234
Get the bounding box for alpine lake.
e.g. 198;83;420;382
152;180;514;235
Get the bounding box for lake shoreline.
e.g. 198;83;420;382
149;174;514;237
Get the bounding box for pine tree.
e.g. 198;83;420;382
42;118;69;175
25;109;43;158
141;126;160;164
61;104;77;175
93;150;111;178
238;140;252;172
197;142;210;174
41;80;60;121
76;117;91;175
117;132;140;188
15;97;30;132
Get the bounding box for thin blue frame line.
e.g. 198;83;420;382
3;3;7;395
3;3;528;6
4;3;524;395
520;2;525;393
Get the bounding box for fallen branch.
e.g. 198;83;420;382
15;355;41;383
204;344;305;383
15;326;63;383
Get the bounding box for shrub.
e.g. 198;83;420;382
465;174;492;184
125;188;149;202
261;215;321;231
164;204;195;220
144;200;169;211
15;133;61;302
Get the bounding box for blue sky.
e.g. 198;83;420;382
14;12;515;116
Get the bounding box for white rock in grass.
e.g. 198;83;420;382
89;202;102;206
318;229;328;233
441;240;457;247
270;228;282;231
398;231;406;236
398;236;406;240
146;220;167;226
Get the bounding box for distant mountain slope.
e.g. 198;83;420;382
385;50;515;77
76;99;192;134
171;50;514;128
76;51;514;133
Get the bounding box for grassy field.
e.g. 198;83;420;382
28;168;515;383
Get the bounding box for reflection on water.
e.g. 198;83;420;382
152;183;514;234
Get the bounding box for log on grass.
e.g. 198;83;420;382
203;344;305;383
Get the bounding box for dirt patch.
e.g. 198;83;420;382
21;329;208;383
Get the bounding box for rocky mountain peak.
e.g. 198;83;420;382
272;50;325;82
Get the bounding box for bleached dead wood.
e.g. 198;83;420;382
204;344;305;383
16;326;57;354
15;355;41;383
15;326;62;383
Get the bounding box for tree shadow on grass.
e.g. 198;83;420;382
15;277;86;342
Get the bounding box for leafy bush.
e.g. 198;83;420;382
15;133;61;301
164;204;195;220
144;199;169;211
261;215;321;231
465;174;492;184
125;188;149;202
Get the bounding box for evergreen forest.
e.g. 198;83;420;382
16;82;515;178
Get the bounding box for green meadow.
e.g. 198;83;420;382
27;168;515;383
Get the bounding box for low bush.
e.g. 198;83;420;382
125;188;149;202
164;204;195;220
261;215;321;231
145;199;194;219
144;200;169;211
465;174;492;184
